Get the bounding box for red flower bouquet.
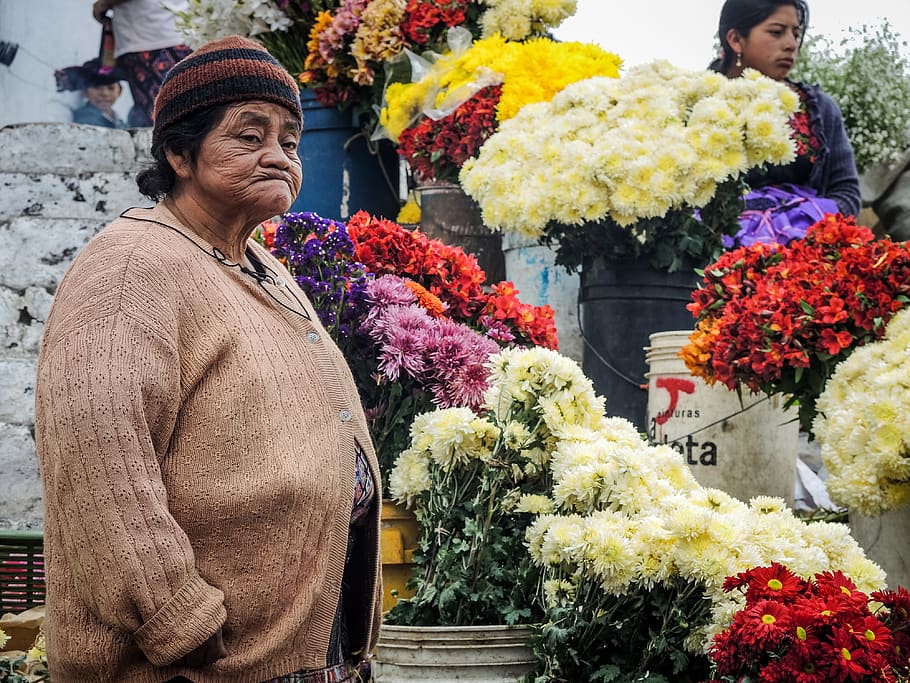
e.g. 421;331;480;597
400;0;480;49
397;84;501;183
682;213;910;433
347;210;558;348
708;562;910;683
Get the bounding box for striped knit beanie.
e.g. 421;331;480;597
152;35;302;148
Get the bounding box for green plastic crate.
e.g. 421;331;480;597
0;530;45;613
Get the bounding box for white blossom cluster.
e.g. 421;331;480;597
170;0;293;49
460;61;797;236
792;21;910;172
815;306;910;516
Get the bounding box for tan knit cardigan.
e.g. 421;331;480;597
34;204;382;683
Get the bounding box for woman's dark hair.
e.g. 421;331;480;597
709;0;809;73
136;103;230;201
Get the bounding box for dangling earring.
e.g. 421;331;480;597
736;52;742;68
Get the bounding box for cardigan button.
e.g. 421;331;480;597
306;332;320;343
339;409;353;422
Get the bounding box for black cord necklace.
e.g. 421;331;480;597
122;208;311;321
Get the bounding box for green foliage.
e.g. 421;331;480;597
387;491;539;626
530;579;710;683
385;406;550;627
348;362;436;489
0;656;48;683
525;577;712;682
542;178;746;274
791;20;910;173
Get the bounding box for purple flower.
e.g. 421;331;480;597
369;303;432;343
373;306;433;380
479;314;516;343
426;326;499;410
361;275;418;332
431;357;495;410
366;275;416;306
423;319;483;378
270;211;371;340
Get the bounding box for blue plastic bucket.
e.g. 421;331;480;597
289;89;400;221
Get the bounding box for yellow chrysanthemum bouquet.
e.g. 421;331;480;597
376;28;621;183
459;61;800;272
389;346;886;678
814;306;910;516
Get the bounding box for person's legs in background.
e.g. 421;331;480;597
117;44;192;126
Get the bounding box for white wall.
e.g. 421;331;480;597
0;123;152;529
0;0;133;127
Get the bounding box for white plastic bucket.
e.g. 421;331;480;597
502;232;582;363
645;331;799;506
374;624;536;682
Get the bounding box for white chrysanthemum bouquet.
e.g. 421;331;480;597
387;346;606;627
814;306;910;516
459;61;798;272
390;346;886;679
171;0;294;47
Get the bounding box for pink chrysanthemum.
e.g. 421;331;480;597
362;275;417;332
377;325;428;380
479;314;516;343
369;303;431;342
423;319;482;377
432;359;493;410
429;333;498;410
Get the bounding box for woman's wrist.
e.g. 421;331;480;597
93;0;128;21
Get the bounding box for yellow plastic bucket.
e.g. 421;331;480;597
380;499;419;613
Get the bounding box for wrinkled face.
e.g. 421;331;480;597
83;83;121;113
186;101;303;224
728;5;802;81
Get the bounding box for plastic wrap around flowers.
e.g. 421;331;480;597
375;28;621;183
723;183;839;249
174;0;577;111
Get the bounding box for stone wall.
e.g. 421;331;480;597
0;123;152;529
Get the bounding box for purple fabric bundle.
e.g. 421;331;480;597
723;184;839;248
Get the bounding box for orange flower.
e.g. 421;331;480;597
404;280;446;317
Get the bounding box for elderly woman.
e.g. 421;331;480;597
34;36;380;683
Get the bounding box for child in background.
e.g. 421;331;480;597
54;58;127;129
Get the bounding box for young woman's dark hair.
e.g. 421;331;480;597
136;103;229;201
709;0;809;73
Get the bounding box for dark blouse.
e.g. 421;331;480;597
746;82;860;216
